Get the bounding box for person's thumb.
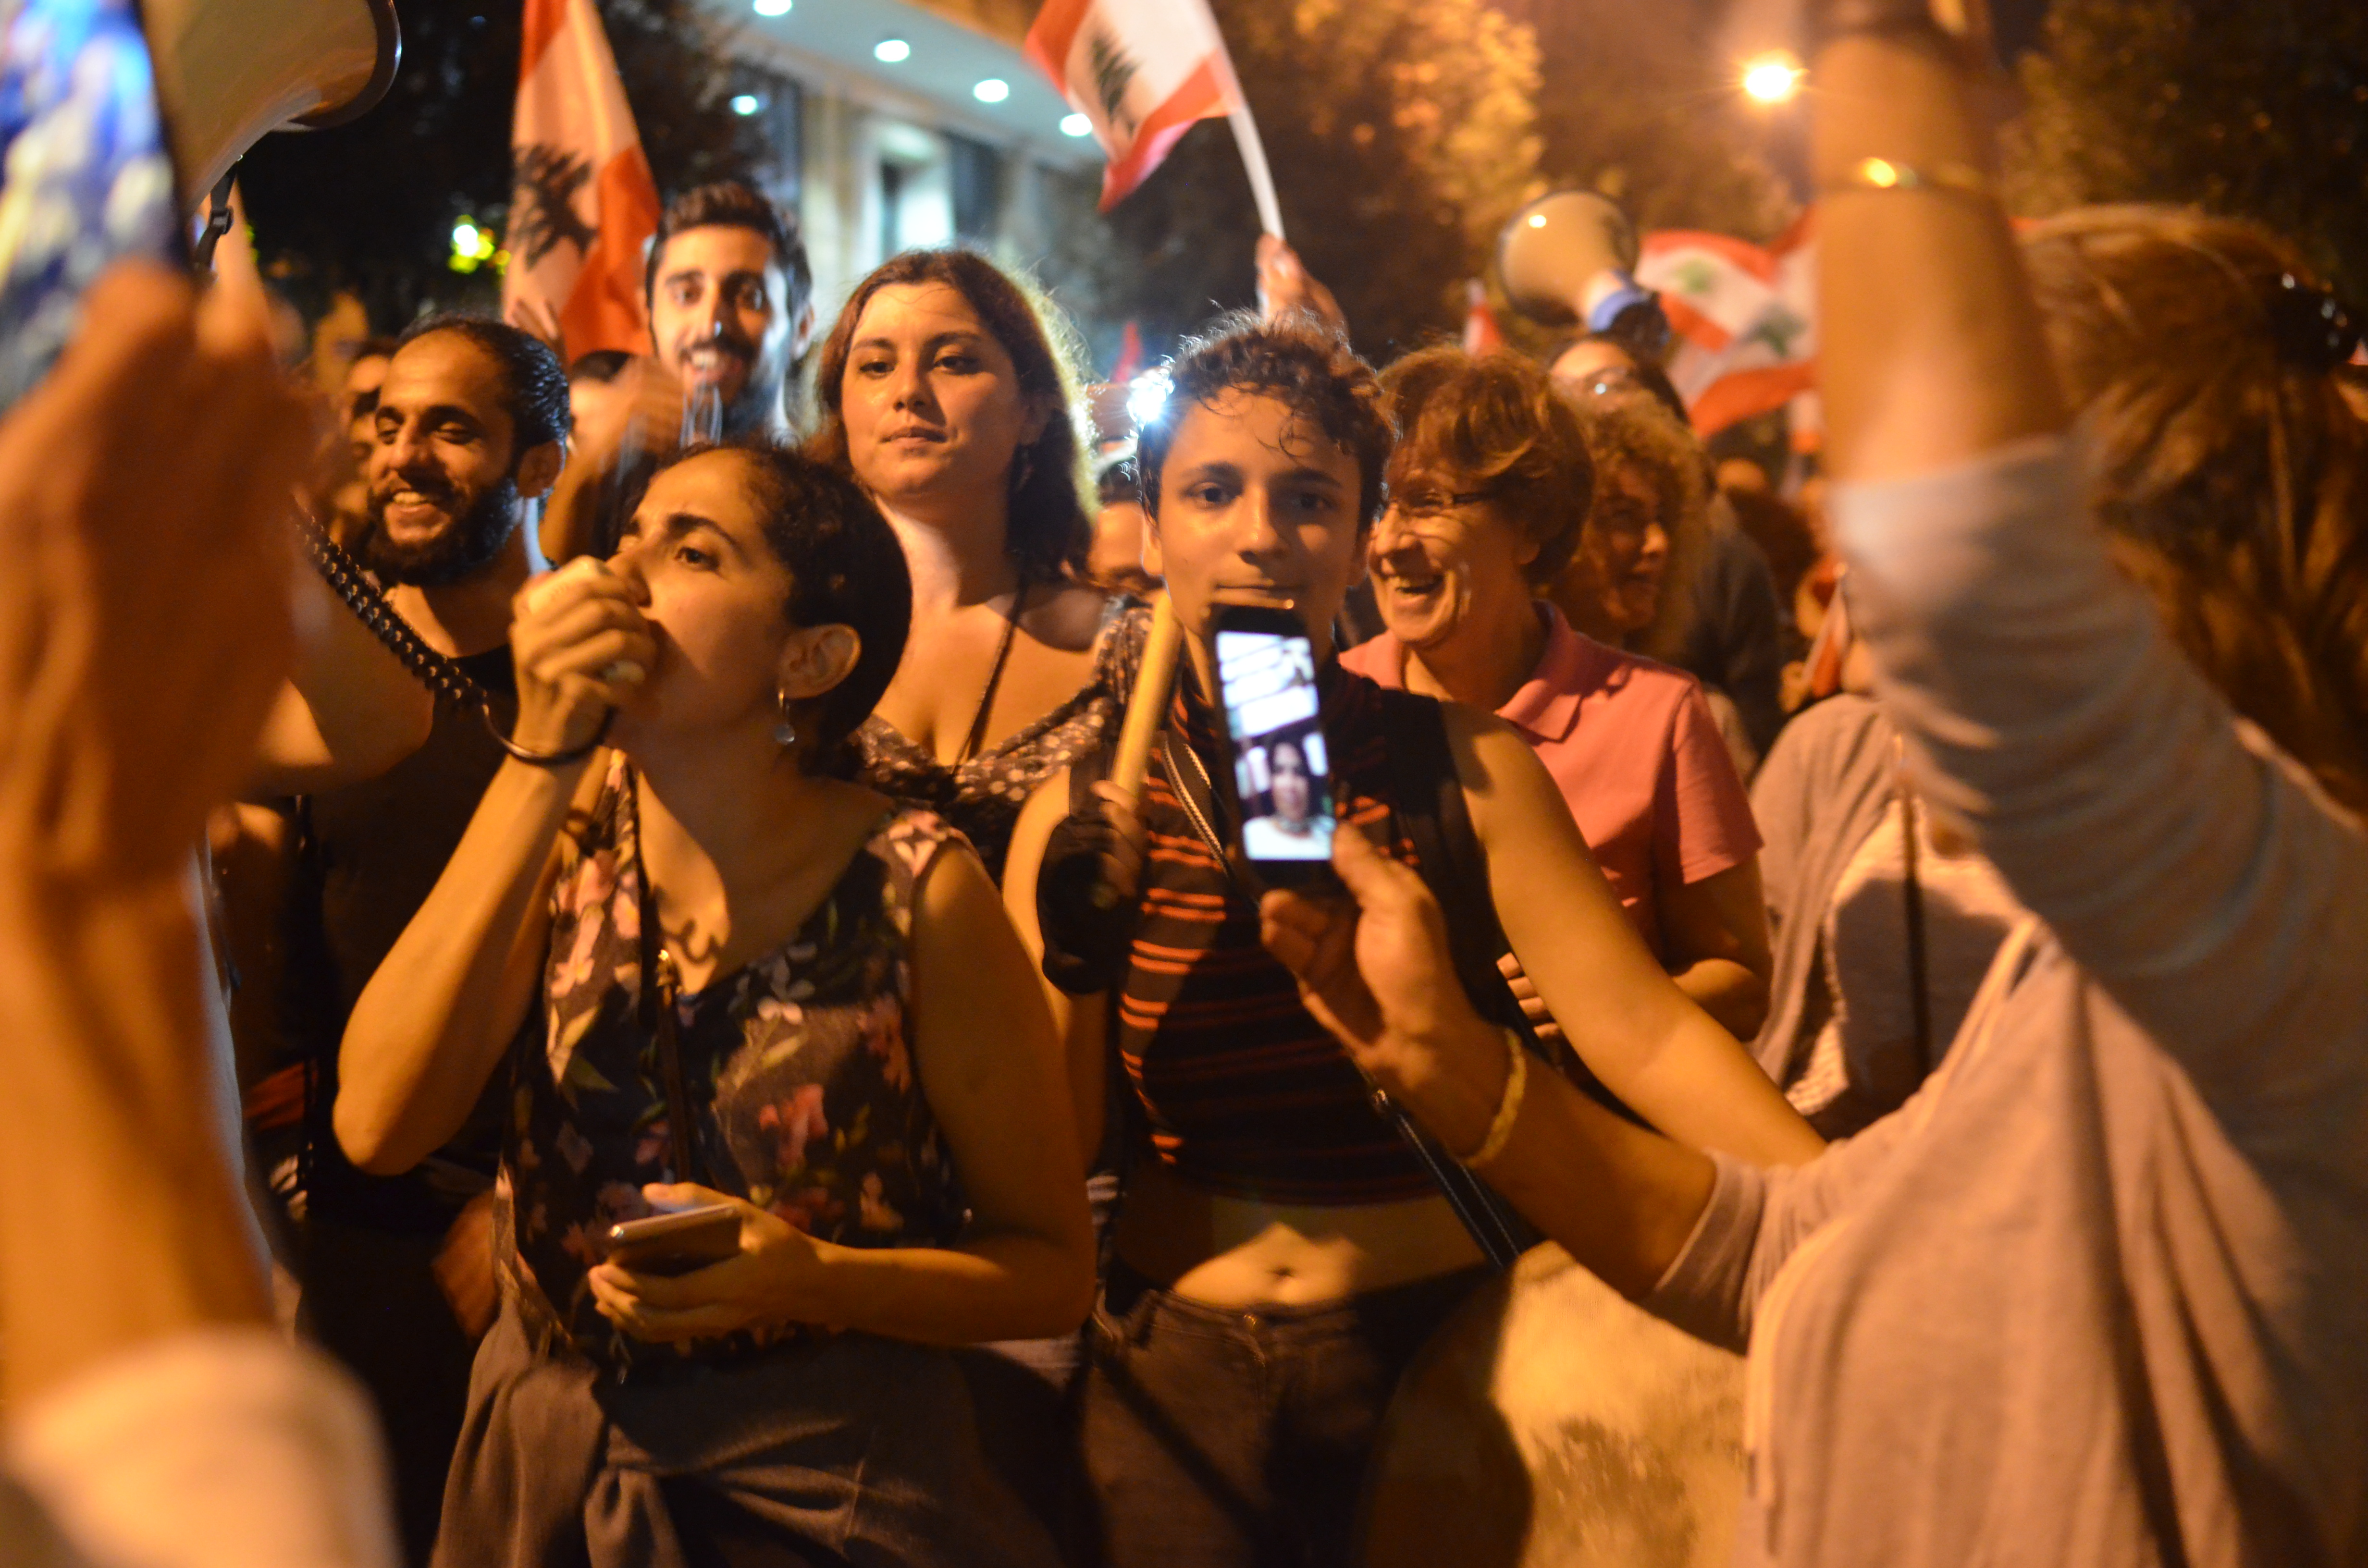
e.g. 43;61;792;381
1329;822;1409;906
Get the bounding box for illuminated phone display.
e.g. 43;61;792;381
1215;622;1335;865
0;0;182;413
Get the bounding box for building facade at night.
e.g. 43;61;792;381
706;0;1104;331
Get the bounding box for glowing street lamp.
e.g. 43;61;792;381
1741;52;1803;105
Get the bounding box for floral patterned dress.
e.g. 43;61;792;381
499;754;968;1374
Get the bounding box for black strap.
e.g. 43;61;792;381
1157;727;1528;1270
957;578;1029;765
1899;781;1934;1069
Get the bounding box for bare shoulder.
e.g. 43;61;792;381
1020;581;1116;654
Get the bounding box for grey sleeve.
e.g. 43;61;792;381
1830;440;2368;1118
1645;1108;1918;1352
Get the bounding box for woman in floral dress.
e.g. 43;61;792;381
334;443;1092;1568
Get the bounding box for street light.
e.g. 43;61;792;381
1741;52;1803;105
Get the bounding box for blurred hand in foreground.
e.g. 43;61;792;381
0;261;311;886
1256;235;1348;338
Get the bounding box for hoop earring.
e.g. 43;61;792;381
773;691;800;748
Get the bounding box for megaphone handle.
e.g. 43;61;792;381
192;168;239;272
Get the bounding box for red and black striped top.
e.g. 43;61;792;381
1117;660;1441;1206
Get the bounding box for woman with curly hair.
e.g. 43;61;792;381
1344;347;1770;1038
336;443;1091;1568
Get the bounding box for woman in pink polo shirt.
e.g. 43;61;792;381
1341;347;1770;1038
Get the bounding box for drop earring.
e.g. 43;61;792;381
774;691;800;748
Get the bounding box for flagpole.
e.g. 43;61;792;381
1223;98;1285;240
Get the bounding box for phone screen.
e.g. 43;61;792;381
0;0;183;414
1214;623;1335;866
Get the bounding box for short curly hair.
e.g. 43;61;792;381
1573;397;1710;659
1137;312;1393;527
1383;346;1593;587
394;313;569;453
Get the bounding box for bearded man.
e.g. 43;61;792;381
280;315;567;1567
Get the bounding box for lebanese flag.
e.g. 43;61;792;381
1636;214;1818;439
1025;0;1244;211
502;0;662;363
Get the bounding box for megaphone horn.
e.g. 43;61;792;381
143;0;402;211
1496;190;1641;326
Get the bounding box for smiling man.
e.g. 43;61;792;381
288;314;570;1566
541;182;813;564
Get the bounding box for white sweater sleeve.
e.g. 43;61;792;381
1830;437;2368;1123
4;1330;397;1568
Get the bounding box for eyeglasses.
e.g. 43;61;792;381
1387;488;1492;523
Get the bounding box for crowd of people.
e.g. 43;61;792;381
3;10;2366;1568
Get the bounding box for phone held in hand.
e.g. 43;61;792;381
606;1201;742;1277
1211;604;1339;888
0;0;187;415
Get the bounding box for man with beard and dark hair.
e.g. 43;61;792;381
541;180;813;562
278;315;567;1567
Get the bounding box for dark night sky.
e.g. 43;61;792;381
1992;0;2053;59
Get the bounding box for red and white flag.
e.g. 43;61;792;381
502;0;662;364
1025;0;1245;212
1636;214;1818;441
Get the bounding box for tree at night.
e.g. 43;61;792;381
2009;0;2368;298
1496;0;1796;244
1048;0;1545;362
239;0;757;328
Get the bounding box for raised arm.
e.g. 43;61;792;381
335;559;651;1173
1815;27;2368;1100
245;568;435;797
1002;767;1117;1167
1450;708;1822;1167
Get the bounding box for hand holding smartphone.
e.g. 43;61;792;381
1211;604;1338;887
605;1201;743;1277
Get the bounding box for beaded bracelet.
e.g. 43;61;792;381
486;704;614;768
1461;1028;1529;1171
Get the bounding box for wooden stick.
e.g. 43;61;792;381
1111;593;1184;795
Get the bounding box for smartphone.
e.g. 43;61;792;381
0;0;186;414
1211;604;1337;887
605;1201;742;1277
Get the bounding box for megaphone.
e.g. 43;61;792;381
144;0;401;210
1496;190;1668;356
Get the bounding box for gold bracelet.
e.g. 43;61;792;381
1822;157;1995;203
1461;1029;1528;1171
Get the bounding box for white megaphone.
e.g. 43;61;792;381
143;0;401;211
1496;190;1665;351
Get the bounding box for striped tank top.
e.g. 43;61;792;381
1116;658;1440;1205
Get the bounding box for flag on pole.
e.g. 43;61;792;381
1635;214;1817;440
1024;0;1245;212
1461;279;1505;357
1111;320;1147;383
502;0;662;364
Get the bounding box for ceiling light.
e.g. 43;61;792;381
1061;112;1092;137
752;0;790;15
874;37;911;63
730;93;761;116
973;77;1011;104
